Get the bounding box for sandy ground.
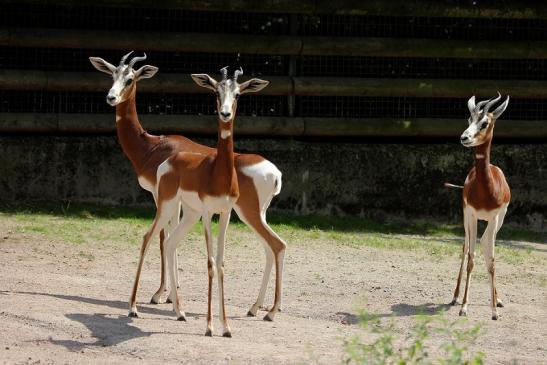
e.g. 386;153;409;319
0;216;546;365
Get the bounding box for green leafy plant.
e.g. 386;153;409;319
343;310;484;365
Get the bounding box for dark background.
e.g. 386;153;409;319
0;0;545;229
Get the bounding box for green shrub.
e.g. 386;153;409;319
343;311;484;365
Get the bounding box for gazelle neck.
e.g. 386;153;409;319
473;136;493;182
114;87;149;171
214;118;236;188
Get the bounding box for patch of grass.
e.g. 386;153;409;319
342;310;484;365
0;202;544;263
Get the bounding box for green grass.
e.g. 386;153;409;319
1;202;544;264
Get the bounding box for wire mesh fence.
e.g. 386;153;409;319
0;90;286;117
296;96;547;120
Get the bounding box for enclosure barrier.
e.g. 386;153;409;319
4;0;547;19
3;27;547;59
3;69;547;99
1;113;545;138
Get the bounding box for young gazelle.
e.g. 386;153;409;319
450;93;511;320
138;67;271;337
89;54;287;321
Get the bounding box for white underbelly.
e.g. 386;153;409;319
467;203;508;221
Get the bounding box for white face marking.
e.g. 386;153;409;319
107;65;136;106
461;113;491;147
216;80;240;122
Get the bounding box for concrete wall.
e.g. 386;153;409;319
1;136;545;230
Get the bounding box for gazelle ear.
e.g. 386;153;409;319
467;95;476;114
134;65;158;80
191;74;218;91
492;95;510;120
239;78;269;94
89;57;116;75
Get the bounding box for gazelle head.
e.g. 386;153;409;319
89;51;158;106
460;92;510;148
191;67;269;123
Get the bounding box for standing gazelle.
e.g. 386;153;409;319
89;53;287;322
450;93;511;320
139;67;272;336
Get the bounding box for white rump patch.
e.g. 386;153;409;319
241;160;282;212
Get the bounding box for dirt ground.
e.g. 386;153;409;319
0;215;545;364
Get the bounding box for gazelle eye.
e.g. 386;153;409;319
480;121;489;130
235;93;240;100
125;78;133;86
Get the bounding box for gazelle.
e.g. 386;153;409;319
142;67;270;336
449;93;511;320
89;53;287;322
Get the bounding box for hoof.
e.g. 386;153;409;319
222;331;232;338
177;315;186;322
496;301;504;308
459;310;467;317
450;299;458;306
263;314;273;322
492;314;499;320
128;311;138;318
205;329;212;337
166;297;173;304
247;310;256;317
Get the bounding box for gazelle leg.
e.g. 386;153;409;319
451;216;470;305
481;216;499;320
265;247;285;321
234;206;287;320
165;206;200;321
129;200;176;317
247;245;273;316
460;210;477;317
150;229;169;304
216;211;232;337
202;211;216;337
494;205;508;308
166;202;182;303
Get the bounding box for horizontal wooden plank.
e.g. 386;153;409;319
1;113;545;138
3;27;547;59
3;69;547;99
4;0;547;19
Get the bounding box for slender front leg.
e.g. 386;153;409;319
481;217;499;320
451;227;469;305
203;211;216;336
165;207;201;321
216;211;232;337
493;205;508;309
460;210;477;317
150;229;169;304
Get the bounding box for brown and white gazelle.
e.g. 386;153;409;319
144;67;270;336
450;93;511;320
89;53;287;322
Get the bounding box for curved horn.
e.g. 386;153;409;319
482;91;502;115
233;67;243;82
475;96;493;113
128;52;147;68
467;96;476;114
220;66;229;81
119;51;134;66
